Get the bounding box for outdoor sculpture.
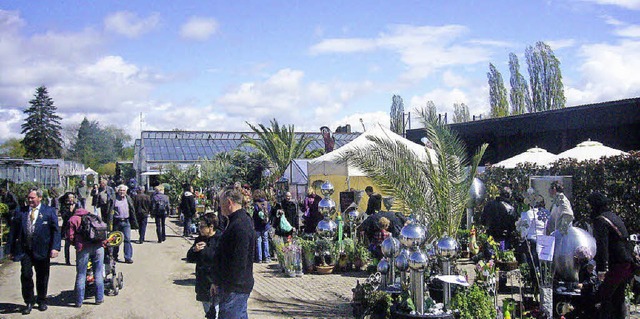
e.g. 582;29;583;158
316;181;337;238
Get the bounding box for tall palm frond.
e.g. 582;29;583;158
340;119;487;241
242;119;314;181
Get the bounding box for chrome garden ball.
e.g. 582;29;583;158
469;177;486;206
320;180;335;197
316;219;337;238
318;197;336;217
347;209;360;222
408;249;429;271
399;223;427;249
395;249;410;272
381;236;401;258
377;258;390;274
553;226;596;282
436;236;458;259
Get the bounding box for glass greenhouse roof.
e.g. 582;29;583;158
140;131;360;162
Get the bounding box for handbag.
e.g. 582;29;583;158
598;215;640;275
279;216;293;233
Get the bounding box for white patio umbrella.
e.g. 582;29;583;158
494;147;558;168
557;139;628;162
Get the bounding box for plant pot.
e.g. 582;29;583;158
496;260;518;271
391;309;455;319
316;265;334;274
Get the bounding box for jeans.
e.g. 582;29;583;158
183;215;193;236
138;215;148;242
155;216;166;242
255;227;271;262
218;288;249;319
113;219;132;261
75;245;104;305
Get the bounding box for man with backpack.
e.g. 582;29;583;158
151;185;170;243
67;208;107;308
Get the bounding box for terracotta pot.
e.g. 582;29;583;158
316;265;334;274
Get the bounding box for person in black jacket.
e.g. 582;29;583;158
589;191;634;319
187;213;222;318
480;186;517;249
180;183;197;237
364;186;382;215
211;185;256;319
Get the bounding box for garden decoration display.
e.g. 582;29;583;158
552;219;596;282
316;181;337;239
435;236;458;308
467;177;486;229
399;222;428;315
282;240;303;277
381;235;401;289
377;258;390;289
395;248;410;288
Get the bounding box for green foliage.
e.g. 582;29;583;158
452;284;497;319
364;290;393;316
526;41;565;111
390;95;405;135
0;138;26;158
509;52;532;115
488;63;509;118
71;118;133;168
21;86;63;158
242;119;314;184
453;103;470;123
482;151;640;233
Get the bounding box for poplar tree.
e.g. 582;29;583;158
390;95;405;135
508;53;532;115
21;86;63;158
453;103;470;123
525;41;566;112
487;63;509;118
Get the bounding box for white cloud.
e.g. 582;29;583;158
310;24;493;83
581;0;640;10
180;17;219;41
615;24;640;37
331;111;390;133
104;11;160;38
567;40;640;105
544;39;576;50
0;9;25;32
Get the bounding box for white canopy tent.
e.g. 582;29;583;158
84;167;98;176
494;147;558;168
557;139;628;162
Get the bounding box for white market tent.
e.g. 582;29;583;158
307;123;434;212
84;167;98;176
557;139;628;162
493;147;558;168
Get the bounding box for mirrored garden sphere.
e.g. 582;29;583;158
395;249;410;272
381;236;401;258
408;249;429;271
469;177;486;206
377;258;390;274
316;219;337;238
320;181;334;197
399;223;427;249
436;236;458;259
318;198;336;217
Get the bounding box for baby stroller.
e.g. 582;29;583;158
86;231;125;295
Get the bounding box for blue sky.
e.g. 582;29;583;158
1;0;639;142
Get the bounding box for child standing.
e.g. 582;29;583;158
370;217;392;260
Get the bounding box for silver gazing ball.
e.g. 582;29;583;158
381;236;401;258
395;249;410;272
408;249;429;271
469;177;486;207
399;223;427;249
553;226;597;282
316;219;337;238
320;181;335;197
347;209;360;222
436;236;458;259
318;197;336;217
377;258;390;274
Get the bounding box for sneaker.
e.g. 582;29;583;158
124;259;134;264
96;300;103;305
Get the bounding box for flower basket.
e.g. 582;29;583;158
316;265;334;274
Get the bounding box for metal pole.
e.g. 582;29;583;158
443;259;451;308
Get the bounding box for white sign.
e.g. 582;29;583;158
537;235;556;261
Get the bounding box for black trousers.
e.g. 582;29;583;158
138;215;148;242
155;216;166;242
20;252;51;305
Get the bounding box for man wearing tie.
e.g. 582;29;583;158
8;188;61;314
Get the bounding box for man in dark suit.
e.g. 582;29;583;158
8;188;61;314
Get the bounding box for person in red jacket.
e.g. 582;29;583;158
67;208;105;308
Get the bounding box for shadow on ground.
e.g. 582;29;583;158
173;278;196;286
0;302;23;314
251;296;352;318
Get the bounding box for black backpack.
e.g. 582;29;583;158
153;198;169;217
80;214;109;243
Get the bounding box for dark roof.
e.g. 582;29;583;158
140;130;360;162
406;97;640;164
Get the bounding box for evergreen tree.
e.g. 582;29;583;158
525;41;566;112
487;63;509;118
390;95;405;135
453;103;470;123
508;53;532;115
71;118;133;168
21;86;63;158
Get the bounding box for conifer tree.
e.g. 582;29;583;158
21;86;63;158
525;41;566;111
390;95;405;135
508;53;532;115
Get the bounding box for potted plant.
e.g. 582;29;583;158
353;243;371;271
298;238;316;273
364;290;392;318
451;284;497;319
315;238;334;274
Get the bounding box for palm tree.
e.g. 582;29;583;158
339;114;487;241
242;119;314;184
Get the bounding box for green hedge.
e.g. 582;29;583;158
480;151;640;233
